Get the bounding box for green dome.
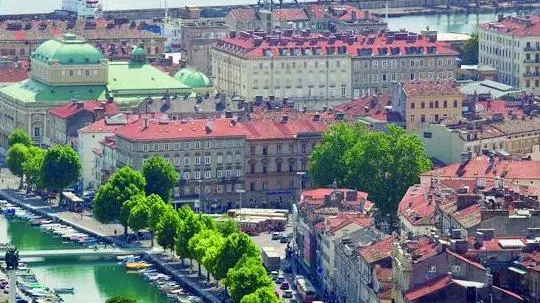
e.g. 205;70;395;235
32;33;105;65
174;68;212;88
132;46;147;57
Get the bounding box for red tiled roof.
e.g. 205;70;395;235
217;32;458;58
402;80;462;97
404;236;441;263
48;101;118;119
114;118;247;141
481;15;540;37
475;100;524;119
404;275;453;301
492;286;524;301
243;118;326;140
272;8;309;21
446;250;485;270
0;61;29;83
325;95;390;122
79;114;140;134
517;250;540;272
315;213;372;235
229;8;257;21
398;182;436;226
306;4;378;22
466;236;527;252
424;156;540;181
358;236;394;264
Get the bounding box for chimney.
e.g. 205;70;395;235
143;117;149;129
313;112;321;121
345;190;358;201
224;110;233;118
280;114;289;123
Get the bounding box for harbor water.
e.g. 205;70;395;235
0;215;169;303
0;0;519;35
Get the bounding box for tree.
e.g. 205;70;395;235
40;145;81;192
8;129;32;147
460;34;479;65
156;206;180;253
106;297;137;303
93;166;146;223
240;287;281;303
226;257;273;303
129;200;149;233
216;218;239;237
344;124;431;215
214;232;260;281
120;194;145;238
176;206;213;270
7;143;29;181
188;228;223;278
142;156;178;202
22;146;45;191
309;123;364;187
147;194;167;247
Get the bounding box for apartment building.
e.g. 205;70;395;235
353;32;459;97
113;117;247;212
243;115;326;209
479;15;540;94
391;80;463;130
212;30;458;109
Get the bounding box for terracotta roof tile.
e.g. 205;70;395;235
403;236;441;263
398;182;436;226
79;113;140;134
481;15;540;37
358;236;394;264
402;80;462;97
404;275;453;301
48;100;118;119
272;8;309;21
243;118;326;140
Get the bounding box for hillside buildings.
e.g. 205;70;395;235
479;15;540;94
212;29;457;109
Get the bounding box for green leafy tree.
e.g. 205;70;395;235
128;196;150;234
22;147;45;191
216;218;239;237
214;232;260;281
309;123;364;187
240;287;281;303
8;129;32;147
175;206;208;266
460;34;479;65
343;124;431;215
142;156;178;202
106;296;137;303
7;143;29;182
147;194;167;247
93;166;146;223
156;206;180;253
120;194;144;238
188;228;223;278
40;145;81;192
226;257;273;303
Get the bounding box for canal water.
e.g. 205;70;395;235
0;215;168;303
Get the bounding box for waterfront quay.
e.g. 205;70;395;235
0;188;224;303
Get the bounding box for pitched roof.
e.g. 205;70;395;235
358;236;394;264
243;118;326;140
424;156;540;180
272;8;309;21
517;250;540;272
79;113;140;134
398;182;436;226
404;275;453;301
401;80;462;97
228;8;257;21
114;118;247;141
48;100;118;119
481;15;540;37
326;95;390;122
446;250;485;270
0;79;107;103
107;61;190;93
315;213;373;235
402;236;441;263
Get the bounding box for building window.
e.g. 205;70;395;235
276;145;281;154
204;170;211;179
184;172;191;180
235;154;242;163
143;144;149;152
204;141;210;148
421;115;426;123
194;141;201;149
226;155;232;163
34;127;40;137
184;186;190;194
217;155;223;164
236;169;242;177
429;101;433;109
250;146;256;155
153;143;159;151
301;144;307;153
225;170;231;177
262;164;268;174
217;185;224;193
217;170;223;178
410;102;415;109
435;101;439;108
454;100;458;108
250;163;256;174
262;146;268;155
164;143;170;150
174;157;181;166
421;102;425;109
276;162;282;172
204;156;211;165
195;156;201;165
184;157;190;165
341;86;346;97
174;143;180;150
250;182;256;191
184;142;190;149
289;162;295;172
69;70;74;76
194;171;201;180
443;100;447;108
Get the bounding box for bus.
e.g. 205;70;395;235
295;278;317;303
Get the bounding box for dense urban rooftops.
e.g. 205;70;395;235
481;15;540;37
402;80;462;97
48;100;118;119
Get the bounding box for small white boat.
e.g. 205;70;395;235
54;287;74;294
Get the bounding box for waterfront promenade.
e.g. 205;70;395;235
0;185;224;303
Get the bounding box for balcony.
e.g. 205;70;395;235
524;46;540;51
524;72;540;77
523;59;539;63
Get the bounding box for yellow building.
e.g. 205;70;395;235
479;15;540;94
390;81;463;130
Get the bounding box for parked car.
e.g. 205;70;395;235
280;281;290;290
280;233;289;243
270;270;279;279
272;232;280;240
283;290;293;298
275;274;285;284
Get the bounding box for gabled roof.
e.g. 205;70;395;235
401;80;462;97
357;236;394;264
272;8;309;21
404;275;453;301
243;118;326;140
315;213;372;235
48;100;118;119
398;182;436;226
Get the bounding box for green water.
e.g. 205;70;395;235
0;216;169;303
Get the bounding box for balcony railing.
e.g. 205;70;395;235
524;46;540;51
523;59;539;63
524;72;540;77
